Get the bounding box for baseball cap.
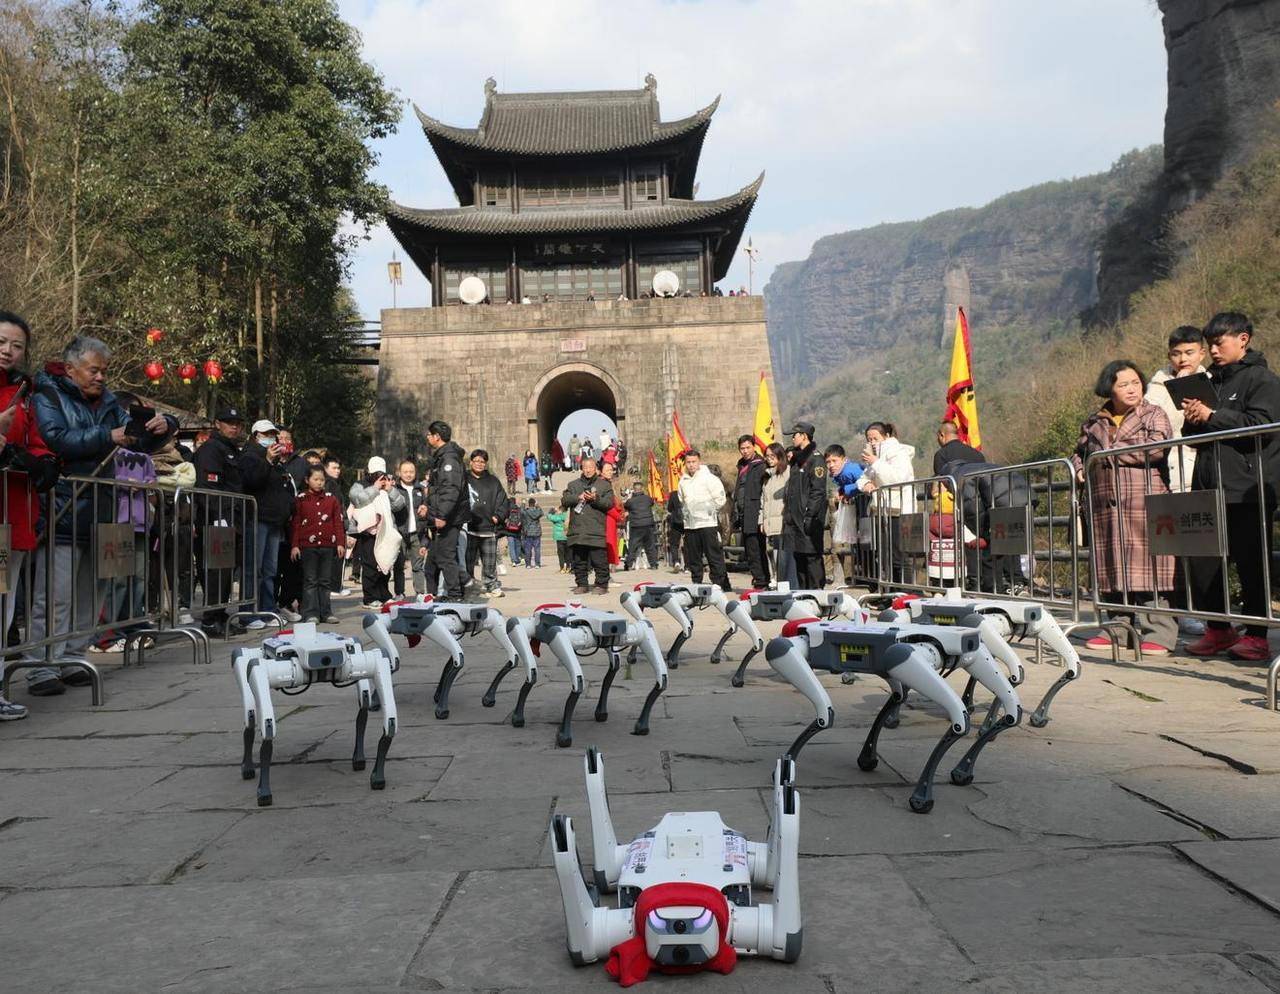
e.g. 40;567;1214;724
250;419;278;435
214;406;244;423
786;421;816;438
367;456;387;475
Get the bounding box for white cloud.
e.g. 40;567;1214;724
338;0;1166;316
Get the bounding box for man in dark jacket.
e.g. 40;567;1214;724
193;407;248;633
423;420;468;600
463;449;510;597
561;457;614;593
623;478;658;570
782;422;828;588
932;421;984;476
239;419;297;627
733;434;770;588
27;336;177;695
665;489;684;569
1182;312;1280;661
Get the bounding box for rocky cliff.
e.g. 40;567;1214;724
764;148;1160;383
1091;0;1280;323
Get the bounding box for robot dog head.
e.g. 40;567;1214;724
605;882;736;986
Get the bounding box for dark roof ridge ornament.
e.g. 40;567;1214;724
644;73;657;93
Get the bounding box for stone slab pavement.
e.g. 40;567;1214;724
2;561;1279;992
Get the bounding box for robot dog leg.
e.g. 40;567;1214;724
765;622;975;813
621;583;721;669
477;611;539;727
551;750;802;977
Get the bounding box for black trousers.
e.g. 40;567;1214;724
426;524;464;600
624;525;658;570
793;551;825;589
355;534;390;604
667;526;683;567
1191;501;1275;636
684;527;730;590
279;540;303;609
742;531;770;588
301;547;335;620
571;543;609;589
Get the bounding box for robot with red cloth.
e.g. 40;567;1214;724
765;616;1022;813
618;582;728;668
232;615;400;806
551;749;802;984
706;587;868;686
515;603;668;748
880;590;1081;727
380;596;537;723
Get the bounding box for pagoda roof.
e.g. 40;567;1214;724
415;78;718;201
387;173;763;282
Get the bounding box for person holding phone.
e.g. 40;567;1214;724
561;457;613;594
0;312;57;718
238;419;298;627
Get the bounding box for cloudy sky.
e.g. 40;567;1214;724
338;0;1168;319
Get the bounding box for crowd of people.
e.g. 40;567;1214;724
0;307;1275;724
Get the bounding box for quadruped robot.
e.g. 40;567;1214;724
619;582;729;668
551;749;802;984
880;590;1081;728
379;596;538;723
518;602;669;748
232;616;399;806
705;587;867;687
765;616;1022;813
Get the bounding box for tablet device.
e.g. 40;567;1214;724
1160;373;1218;407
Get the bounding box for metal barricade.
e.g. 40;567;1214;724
857;473;964;596
1081;420;1280;709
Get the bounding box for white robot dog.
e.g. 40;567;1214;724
707;588;866;687
619;582;728;668
552;749;802;983
881;591;1081;727
232;616;399;806
380;596;538;723
517;603;668;748
766;618;1021;813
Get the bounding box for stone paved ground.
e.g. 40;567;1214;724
3;561;1280;993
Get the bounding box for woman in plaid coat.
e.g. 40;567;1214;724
1073;360;1178;653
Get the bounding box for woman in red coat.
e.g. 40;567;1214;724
600;462;626;566
0;312;59;720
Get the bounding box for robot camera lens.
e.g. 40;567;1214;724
673;919;688;934
672;946;690;964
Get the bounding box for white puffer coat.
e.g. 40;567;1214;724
858;437;917;513
677;465;727;530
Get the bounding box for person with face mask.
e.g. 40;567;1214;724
238;419;298;628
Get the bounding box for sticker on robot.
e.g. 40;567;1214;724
722;830;749;869
838;642;869;663
624;836;653;874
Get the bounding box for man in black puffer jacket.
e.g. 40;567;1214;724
1182;312;1280;662
623;478;658;570
423;420;468;600
238;419;297;626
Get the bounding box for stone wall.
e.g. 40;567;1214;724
375;296;777;465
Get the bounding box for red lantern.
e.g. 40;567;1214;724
146;327;164;347
178;362;198;385
144;360;165;383
203;359;223;385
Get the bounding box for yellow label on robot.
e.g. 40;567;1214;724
838;643;869;662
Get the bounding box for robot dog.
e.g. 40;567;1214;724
707;588;867;687
765;618;1022;813
881;592;1081;727
619;582;728;668
552;749;801;983
232;616;399;806
516;603;668;748
380;597;538;723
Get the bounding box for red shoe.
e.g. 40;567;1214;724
1139;641;1171;656
1085;636;1113;649
1228;634;1272;662
1185;627;1240;656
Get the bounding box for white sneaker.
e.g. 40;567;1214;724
334;588;355;598
281;609;302;623
177;611;196;626
246;619;267;631
89;638;126;653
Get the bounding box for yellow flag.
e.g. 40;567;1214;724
752;372;777;455
668;414;691;492
646;451;665;501
943;307;981;449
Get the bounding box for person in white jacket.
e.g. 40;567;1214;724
857;421;917;585
1144;325;1208;494
677;450;730;590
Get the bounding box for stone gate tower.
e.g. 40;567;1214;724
377;76;777;464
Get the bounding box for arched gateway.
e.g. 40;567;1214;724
374;77;777;464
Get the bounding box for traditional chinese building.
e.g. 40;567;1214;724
377;77;777;461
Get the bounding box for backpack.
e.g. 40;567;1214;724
505;504;523;533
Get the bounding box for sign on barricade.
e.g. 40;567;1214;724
96;522;137;579
898;512;928;555
205;525;238;569
989;505;1031;556
1145;491;1226;557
